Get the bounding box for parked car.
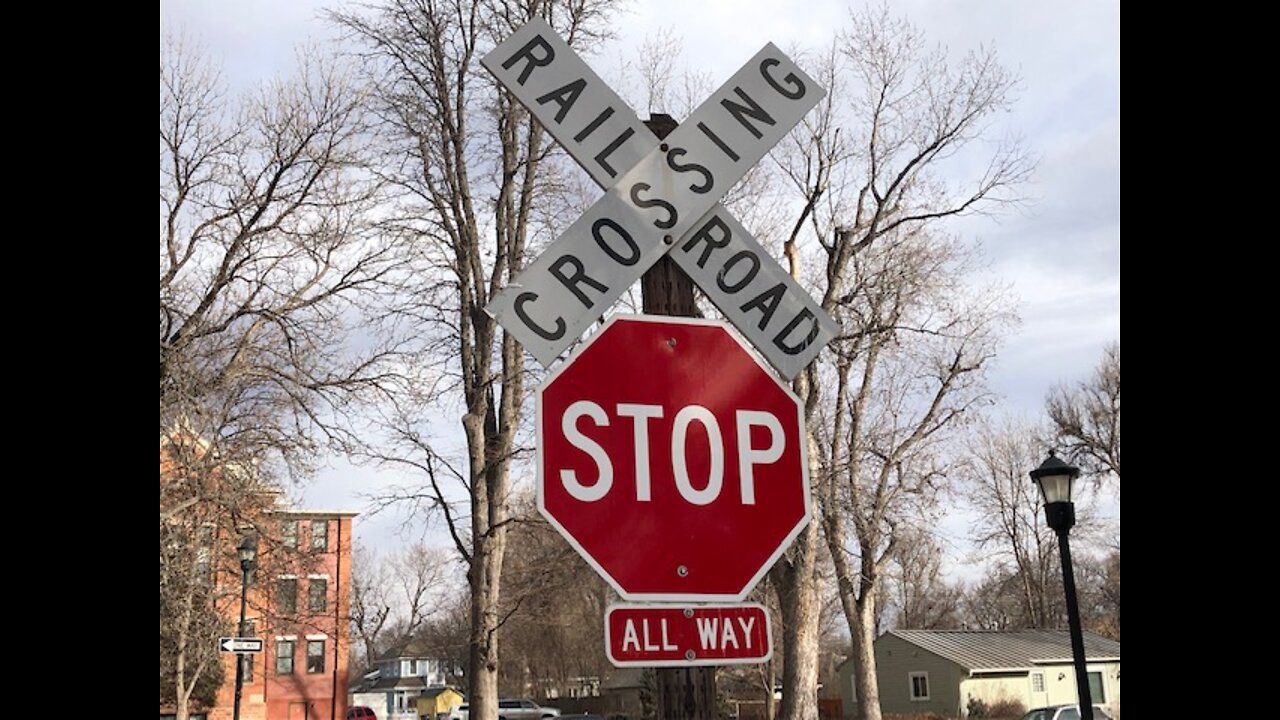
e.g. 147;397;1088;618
446;698;559;720
1021;706;1113;720
346;707;378;720
498;699;560;720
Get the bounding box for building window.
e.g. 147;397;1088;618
278;578;298;615
1031;672;1044;692
311;519;328;551
307;640;326;673
909;672;930;701
193;524;214;582
308;578;328;612
282;520;298;549
276;640;295;674
1087;671;1106;702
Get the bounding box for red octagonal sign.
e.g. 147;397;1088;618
538;315;811;601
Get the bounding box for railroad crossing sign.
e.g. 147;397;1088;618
538;316;809;601
482;19;839;379
606;603;772;667
219;637;264;653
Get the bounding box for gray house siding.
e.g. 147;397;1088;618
841;634;966;718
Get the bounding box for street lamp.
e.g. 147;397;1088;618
1030;451;1093;720
233;533;258;720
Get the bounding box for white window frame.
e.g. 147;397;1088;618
909;671;930;701
1086;665;1107;703
310;519;329;551
1031;671;1045;693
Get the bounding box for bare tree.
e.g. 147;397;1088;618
885;528;964;630
349;542;454;674
765;7;1031;719
160;435;240;718
159;34;399;483
159;32;398;718
496;493;611;699
328;2;622;717
960;567;1028;631
815;231;1007;720
349;543;393;674
1046;342;1120;485
963;418;1064;629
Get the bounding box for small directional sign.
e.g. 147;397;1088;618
219;637;264;653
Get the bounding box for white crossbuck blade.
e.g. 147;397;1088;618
482;19;839;380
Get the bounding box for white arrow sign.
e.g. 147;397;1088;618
219;637;264;653
483;19;839;379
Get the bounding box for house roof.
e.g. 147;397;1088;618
376;636;440;661
370;675;433;691
420;686;463;700
883;630;1120;672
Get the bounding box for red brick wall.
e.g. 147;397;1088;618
209;514;354;720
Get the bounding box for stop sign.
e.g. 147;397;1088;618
538;315;810;601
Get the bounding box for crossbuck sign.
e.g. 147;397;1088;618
483;19;839;379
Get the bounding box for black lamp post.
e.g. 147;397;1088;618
233;534;258;720
1030;452;1092;720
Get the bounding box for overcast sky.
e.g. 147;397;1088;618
160;0;1120;574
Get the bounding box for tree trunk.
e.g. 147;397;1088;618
771;517;820;720
469;536;503;720
464;392;511;720
175;651;188;720
764;658;776;720
850;595;881;720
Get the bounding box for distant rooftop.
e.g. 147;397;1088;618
268;508;360;518
883;629;1120;672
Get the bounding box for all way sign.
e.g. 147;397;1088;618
605;604;771;667
219;637;264;653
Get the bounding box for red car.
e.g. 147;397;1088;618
346;707;378;720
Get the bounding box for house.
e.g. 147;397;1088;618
219;508;358;720
600;668;647;719
160;431;357;720
838;629;1120;719
417;686;466;719
352;639;460;720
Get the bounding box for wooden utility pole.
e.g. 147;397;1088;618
641;113;717;720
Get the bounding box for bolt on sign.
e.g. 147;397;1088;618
482;18;839;380
537;316;809;601
606;604;772;667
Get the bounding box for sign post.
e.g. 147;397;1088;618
483;20;830;716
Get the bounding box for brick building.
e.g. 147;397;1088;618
225;509;357;720
160;433;357;720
